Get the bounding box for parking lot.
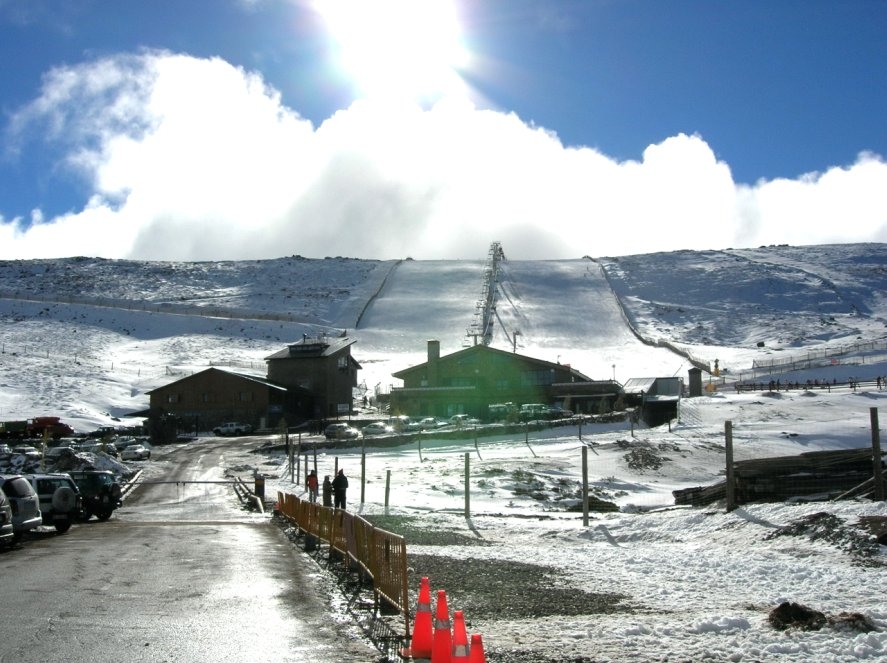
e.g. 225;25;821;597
0;437;383;662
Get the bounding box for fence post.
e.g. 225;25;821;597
582;445;589;527
525;423;537;457
464;452;470;519
871;407;885;501
725;420;736;512
361;446;366;505
385;469;391;508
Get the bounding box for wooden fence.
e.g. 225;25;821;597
276;491;411;641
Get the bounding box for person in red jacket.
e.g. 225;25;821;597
306;469;319;503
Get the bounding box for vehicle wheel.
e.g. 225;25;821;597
97;510;113;521
54;520;72;534
52;486;78;513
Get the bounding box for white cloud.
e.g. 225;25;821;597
2;51;886;260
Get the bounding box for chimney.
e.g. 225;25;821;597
427;340;440;387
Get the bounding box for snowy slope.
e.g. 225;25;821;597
3;246;887;661
1;244;887;431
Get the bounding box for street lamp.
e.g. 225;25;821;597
612;364;616;381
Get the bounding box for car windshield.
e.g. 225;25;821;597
72;473;113;490
35;477;75;493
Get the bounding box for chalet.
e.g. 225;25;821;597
265;333;361;419
145;334;361;437
389;340;594;420
146;367;301;432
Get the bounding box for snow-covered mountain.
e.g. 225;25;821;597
1;243;885;432
4;245;887;662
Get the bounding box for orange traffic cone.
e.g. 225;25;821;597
451;610;469;662
468;634;486;663
430;590;452;663
400;577;433;660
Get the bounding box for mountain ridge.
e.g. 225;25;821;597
2;243;886;430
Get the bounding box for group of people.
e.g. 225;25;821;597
305;468;349;509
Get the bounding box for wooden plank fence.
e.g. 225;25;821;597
276;491;411;642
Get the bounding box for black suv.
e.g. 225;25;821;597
23;473;83;533
67;470;123;521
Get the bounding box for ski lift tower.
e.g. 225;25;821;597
465;241;505;346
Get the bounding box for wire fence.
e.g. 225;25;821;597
270;403;885;515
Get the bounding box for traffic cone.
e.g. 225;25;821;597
431;589;452;663
400;577;433;660
468;634;486;663
451;610;469;662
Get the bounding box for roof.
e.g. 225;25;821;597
146;367;289;394
265;334;356;361
623;376;682;400
392;343;592;381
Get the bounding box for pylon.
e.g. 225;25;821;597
399;577;433;660
468;634;486;663
451;610;469;662
430;589;452;663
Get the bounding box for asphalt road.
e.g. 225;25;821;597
0;438;382;663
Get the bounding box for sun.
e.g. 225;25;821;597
314;0;470;103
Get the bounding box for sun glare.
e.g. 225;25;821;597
315;0;470;102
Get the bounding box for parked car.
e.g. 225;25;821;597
408;417;447;431
121;444;151;461
44;446;76;463
23;473;82;534
0;474;43;540
448;414;481;427
88;425;119;439
548;407;573;419
361;422;395;436
67;470;123;521
0;486;14;548
11;445;42;461
212;422;253;436
519;403;550;421
388;415;412;432
0;443;11;456
324;423;360;440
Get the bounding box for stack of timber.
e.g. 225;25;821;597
673;448;884;507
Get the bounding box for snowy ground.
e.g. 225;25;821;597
2;244;887;660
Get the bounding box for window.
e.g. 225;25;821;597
239;392;253;402
166;393;179;404
521;369;553;386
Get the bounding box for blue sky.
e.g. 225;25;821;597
1;0;886;260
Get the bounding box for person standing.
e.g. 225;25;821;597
306;469;319;503
322;475;333;507
332;469;349;509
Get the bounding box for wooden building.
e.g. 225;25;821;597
145;334;361;436
145;367;300;432
265;334;361;419
389;340;593;420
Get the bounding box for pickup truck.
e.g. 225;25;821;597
212;422;252;436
